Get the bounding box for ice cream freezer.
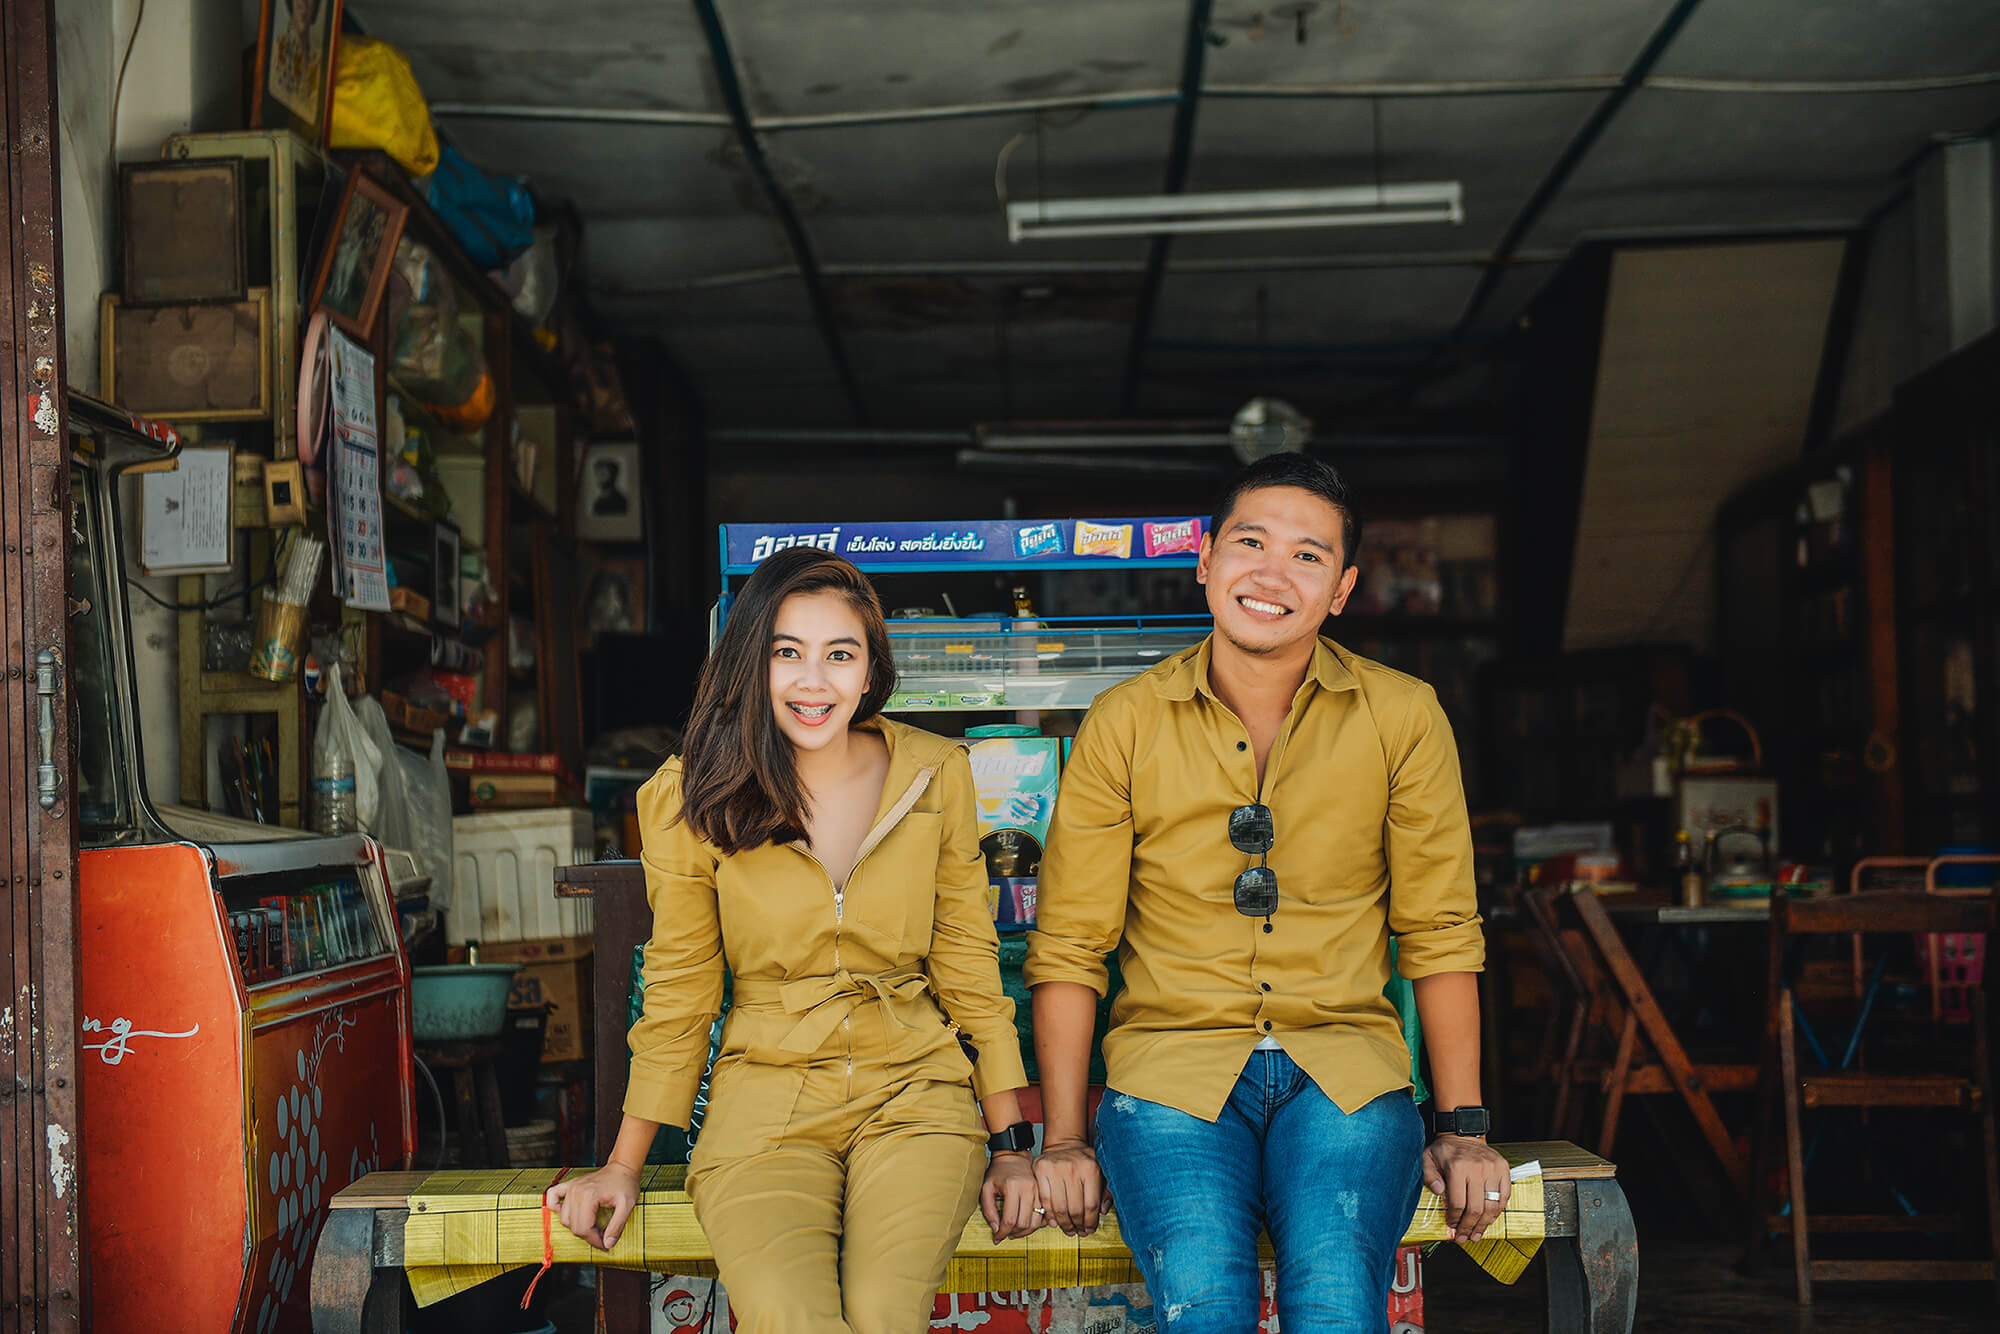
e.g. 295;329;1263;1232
77;824;415;1334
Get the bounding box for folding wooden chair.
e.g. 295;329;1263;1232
1518;886;1608;1142
1551;887;1757;1198
1744;891;1999;1304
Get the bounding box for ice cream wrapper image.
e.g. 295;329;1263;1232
1014;522;1065;558
1074;520;1134;558
1143;517;1201;557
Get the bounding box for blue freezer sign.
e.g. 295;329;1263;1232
724;517;1207;571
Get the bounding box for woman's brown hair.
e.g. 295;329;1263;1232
676;546;897;852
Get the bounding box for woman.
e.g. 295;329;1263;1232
550;547;1040;1332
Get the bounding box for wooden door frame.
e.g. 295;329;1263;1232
1;0;83;1328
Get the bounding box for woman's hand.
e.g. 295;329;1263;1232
1033;1138;1106;1237
546;1161;641;1251
1421;1136;1512;1243
980;1151;1044;1240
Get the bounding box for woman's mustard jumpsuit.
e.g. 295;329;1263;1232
623;717;1028;1333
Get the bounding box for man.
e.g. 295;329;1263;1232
591;458;630;517
1026;455;1508;1334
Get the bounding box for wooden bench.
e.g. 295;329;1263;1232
310;1140;1636;1333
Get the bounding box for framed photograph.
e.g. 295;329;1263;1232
308;172;407;339
433;519;462;628
102;289;271;420
575;441;644;543
582;553;646;646
251;0;344;148
121;159;245;304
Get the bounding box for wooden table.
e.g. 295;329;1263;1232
310;1142;1638;1334
1599;894;1771;926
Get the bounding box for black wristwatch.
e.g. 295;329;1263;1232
1432;1106;1491;1138
987;1121;1036;1155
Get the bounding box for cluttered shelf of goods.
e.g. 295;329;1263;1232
65;27;658;1334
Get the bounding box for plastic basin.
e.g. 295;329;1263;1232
410;963;521;1041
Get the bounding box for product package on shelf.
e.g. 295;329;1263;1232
969;734;1061;930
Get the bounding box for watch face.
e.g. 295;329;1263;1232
992;1122;1036;1152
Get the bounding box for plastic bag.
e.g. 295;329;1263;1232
328;36;440;177
352;697;455;907
497;226;561;326
313;665;381;834
427;143;535;270
389;239;495;432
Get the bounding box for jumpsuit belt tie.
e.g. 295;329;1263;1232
733;963;932;1055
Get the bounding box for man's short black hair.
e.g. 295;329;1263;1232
1208;453;1361;569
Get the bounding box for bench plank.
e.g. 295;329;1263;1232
317;1144;1636;1334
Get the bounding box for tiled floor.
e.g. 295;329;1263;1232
1423;1240;1996;1332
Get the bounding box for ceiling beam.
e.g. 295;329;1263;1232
1453;0;1709;337
589;248;1572;296
423;70;2000;132
688;0;868;424
1119;0;1216;414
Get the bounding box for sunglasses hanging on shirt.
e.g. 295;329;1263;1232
1228;803;1278;917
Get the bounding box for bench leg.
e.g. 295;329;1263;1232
310;1209;407;1334
1545;1180;1638;1334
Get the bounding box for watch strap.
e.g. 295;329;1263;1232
1433;1106;1491;1137
987;1120;1036;1154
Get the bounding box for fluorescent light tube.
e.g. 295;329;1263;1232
1007;183;1463;242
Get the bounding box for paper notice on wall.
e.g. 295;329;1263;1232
329;328;390;611
140;445;233;573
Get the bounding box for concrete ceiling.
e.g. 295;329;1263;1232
350;0;2000;431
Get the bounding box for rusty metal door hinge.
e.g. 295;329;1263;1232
36;647;63;810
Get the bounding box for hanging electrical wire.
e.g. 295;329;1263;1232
126;529;293;613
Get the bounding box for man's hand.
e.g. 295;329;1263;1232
546;1161;640;1251
1421;1136;1511;1243
1033;1138;1106;1237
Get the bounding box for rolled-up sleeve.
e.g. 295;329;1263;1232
1384;683;1486;978
925;747;1030;1098
623;761;727;1127
1025;698;1133;997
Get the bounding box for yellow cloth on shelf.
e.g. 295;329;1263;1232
398;1155;1548;1308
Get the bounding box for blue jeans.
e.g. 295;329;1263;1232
1094;1052;1425;1334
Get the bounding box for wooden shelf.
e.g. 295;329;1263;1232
383;492;431;525
510;484;556;522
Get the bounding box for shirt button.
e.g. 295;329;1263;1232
1236;741;1247;751
1262;922;1273;933
1260;982;1271;992
1262;1020;1273;1032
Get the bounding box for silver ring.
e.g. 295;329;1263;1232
1484;1190;1502;1201
1035;1207;1047;1215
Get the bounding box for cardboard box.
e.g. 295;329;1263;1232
451;935;593;1062
469;770;583;809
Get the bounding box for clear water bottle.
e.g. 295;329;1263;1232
311;665;358;834
314;746;356;835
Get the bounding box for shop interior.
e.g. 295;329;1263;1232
10;0;2000;1331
